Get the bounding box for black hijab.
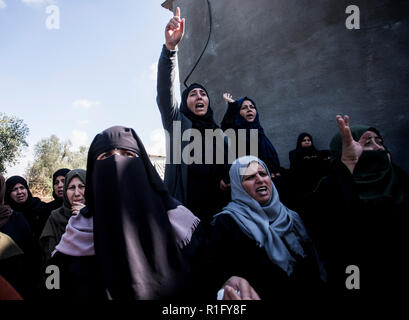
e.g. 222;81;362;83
237;97;280;170
45;168;71;213
180;83;218;132
296;133;315;150
52;168;70;201
5;176;33;209
5;176;48;239
330;125;409;207
289;133;319;167
85;126;187;300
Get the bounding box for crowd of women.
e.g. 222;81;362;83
1;8;408;300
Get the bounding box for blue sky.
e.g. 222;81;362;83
1;0;177;177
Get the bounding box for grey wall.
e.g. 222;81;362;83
172;0;409;171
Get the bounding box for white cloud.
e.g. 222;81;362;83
0;0;6;9
146;128;166;156
72;99;100;109
70;130;89;150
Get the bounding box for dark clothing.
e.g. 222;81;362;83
43;199;63;214
5;176;50;240
85;126;188;300
187;163;229;224
221;99;280;174
16;197;49;241
39;207;71;265
198;214;325;299
296;159;409;293
40;169;87;266
288;133;331;206
156;45;230;222
0;211;41;298
288;147;331;203
47;252;105;300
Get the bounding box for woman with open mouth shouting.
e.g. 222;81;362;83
221;93;281;177
199;156;326;299
156;7;230;224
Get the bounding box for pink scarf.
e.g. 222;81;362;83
53;212;94;256
167;205;200;249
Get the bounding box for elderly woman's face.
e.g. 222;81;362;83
66;177;86;206
96;148;139;160
186;88;209;116
359;131;385;151
10;183;28;204
239;100;257;122
241;162;272;206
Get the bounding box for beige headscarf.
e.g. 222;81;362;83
0;232;23;260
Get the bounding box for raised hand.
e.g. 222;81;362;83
336;115;362;173
165;7;185;50
223;92;235;104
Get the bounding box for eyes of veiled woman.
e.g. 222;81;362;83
364;136;384;147
96;149;139;160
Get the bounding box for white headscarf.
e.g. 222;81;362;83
213;155;312;276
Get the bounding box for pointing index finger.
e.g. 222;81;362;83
176;6;180;18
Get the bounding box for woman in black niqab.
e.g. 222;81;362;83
84;126;188;300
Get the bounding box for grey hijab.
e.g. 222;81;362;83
213;155;311;276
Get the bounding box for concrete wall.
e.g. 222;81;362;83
171;0;409;171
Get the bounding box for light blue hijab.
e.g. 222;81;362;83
213;155;312;276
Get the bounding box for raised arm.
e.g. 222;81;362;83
336;115;363;174
156;7;185;131
221;92;239;131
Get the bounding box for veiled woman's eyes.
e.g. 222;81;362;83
96;149;139;160
124;151;138;158
364;136;384;146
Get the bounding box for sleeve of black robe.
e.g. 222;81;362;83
156;44;181;132
0;211;42;299
221;101;239;131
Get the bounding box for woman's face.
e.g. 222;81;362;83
300;136;312;148
10;183;28;204
359;130;385;151
96;148;139;160
53;175;65;199
66;177;86;206
241;162;272;206
239;100;257;122
186;88;209;116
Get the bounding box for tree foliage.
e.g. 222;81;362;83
0;113;29;174
26;135;88;198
